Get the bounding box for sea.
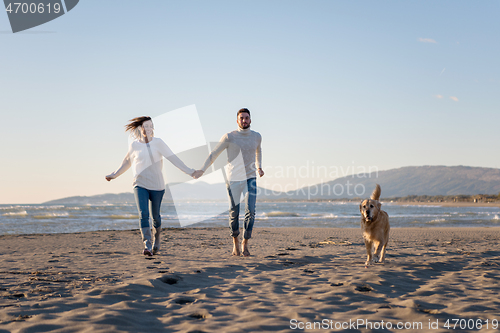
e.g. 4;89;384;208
1;201;500;236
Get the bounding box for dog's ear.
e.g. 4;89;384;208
359;201;363;213
376;201;382;210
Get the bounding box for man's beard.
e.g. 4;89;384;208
240;124;250;129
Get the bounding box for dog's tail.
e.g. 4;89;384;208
371;184;381;201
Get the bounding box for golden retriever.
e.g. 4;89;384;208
359;184;390;266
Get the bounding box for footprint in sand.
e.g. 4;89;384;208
13;315;32;322
159;276;180;285
355;284;374;292
188;313;210;319
174;297;195;305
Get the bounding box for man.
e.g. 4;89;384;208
193;108;264;256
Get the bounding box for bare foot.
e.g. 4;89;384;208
232;237;241;256
241;239;250;257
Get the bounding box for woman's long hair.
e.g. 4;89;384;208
125;116;153;141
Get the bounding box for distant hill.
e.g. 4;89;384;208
281;165;500;200
44;193;136;205
44;166;500;204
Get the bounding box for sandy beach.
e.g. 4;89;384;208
1;227;500;332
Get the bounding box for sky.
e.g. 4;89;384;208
1;0;499;204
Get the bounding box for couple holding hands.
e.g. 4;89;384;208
106;108;263;257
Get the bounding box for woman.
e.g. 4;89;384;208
106;116;195;256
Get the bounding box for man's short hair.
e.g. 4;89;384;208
237;108;250;117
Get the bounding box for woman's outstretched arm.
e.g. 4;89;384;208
105;153;131;181
157;139;195;176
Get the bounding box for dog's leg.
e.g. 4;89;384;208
379;241;388;263
364;239;373;266
374;240;385;263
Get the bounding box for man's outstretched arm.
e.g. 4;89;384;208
193;134;229;179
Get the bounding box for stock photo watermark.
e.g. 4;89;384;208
257;179;370;199
3;0;79;33
289;318;499;331
256;162;379;199
263;161;379;180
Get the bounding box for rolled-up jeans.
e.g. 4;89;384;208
133;186;165;229
227;178;257;239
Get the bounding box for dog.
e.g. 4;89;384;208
359;184;390;266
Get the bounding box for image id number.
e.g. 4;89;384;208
444;319;498;330
6;2;62;14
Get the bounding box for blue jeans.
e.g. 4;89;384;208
133;186;165;229
227;178;257;239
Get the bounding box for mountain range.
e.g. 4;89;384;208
275;165;500;200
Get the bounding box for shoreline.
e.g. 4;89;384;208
4;223;500;238
390;201;500;208
2;227;500;331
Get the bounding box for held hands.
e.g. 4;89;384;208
192;170;204;179
191;169;262;179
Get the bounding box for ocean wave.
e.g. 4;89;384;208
2;211;28;216
32;205;66;210
493;215;500;220
328;201;354;205
485;212;500;216
1;205;65;211
33;212;70;219
67;206;92;211
399;204;442;208
426;218;447;224
308;213;338;219
390;213;452;218
265;211;300;217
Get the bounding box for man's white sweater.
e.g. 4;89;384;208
201;127;262;181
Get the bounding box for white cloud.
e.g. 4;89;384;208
435;95;443;99
418;38;437;44
450;96;459;102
